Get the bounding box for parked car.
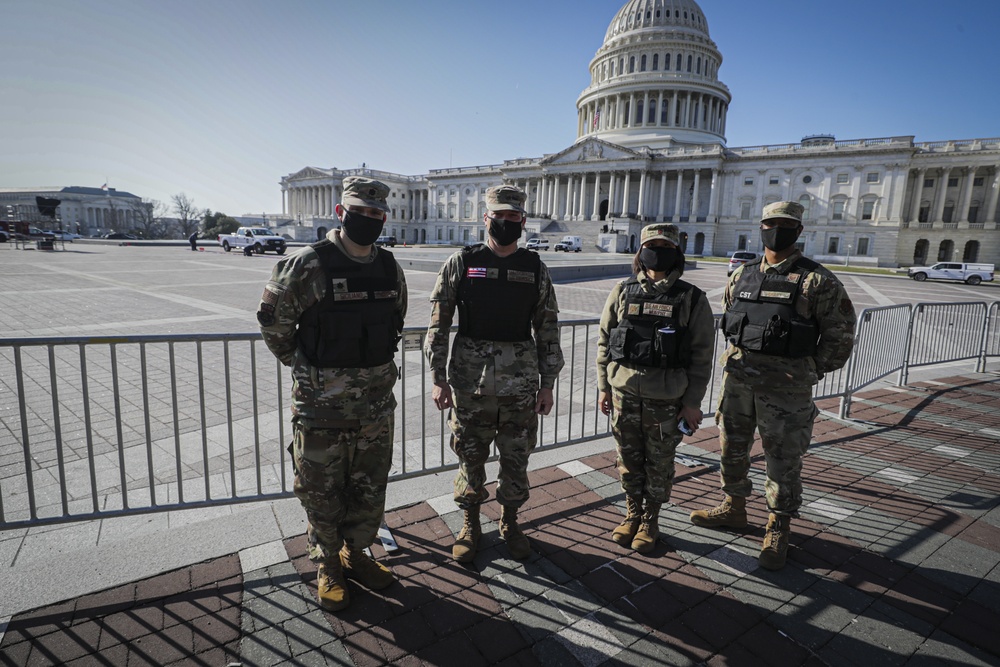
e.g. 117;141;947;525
44;230;81;241
375;235;397;247
525;237;549;251
217;227;286;254
103;232;138;240
907;262;995;285
554;235;582;252
727;251;760;275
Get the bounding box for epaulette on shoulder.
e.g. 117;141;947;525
461;243;485;254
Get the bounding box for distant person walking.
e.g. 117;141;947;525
425;185;564;563
689;201;856;570
257;176;406;611
188;231;198;251
596;224;715;553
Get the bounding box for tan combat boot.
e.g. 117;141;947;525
316;562;350;611
758;513;791;571
499;506;532;560
689;494;748;529
631;500;661;553
339;546;395;590
452;505;481;563
611;495;643;546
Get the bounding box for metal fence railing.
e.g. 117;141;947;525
2;301;998;530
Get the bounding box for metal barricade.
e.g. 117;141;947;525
838;304;911;418
978;301;1000;372
900;302;988;385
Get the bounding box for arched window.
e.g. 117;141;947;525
937;239;954;262
652;54;658;70
640;55;647;71
624;101;630;126
687;55;692;72
664;53;670;70
697;56;701;74
619;57;624;74
436;203;445;219
463;201;472;218
447;202;456;220
629;56;635;73
648;100;656;123
798;195;811;221
660;98;668;124
635;100;644;124
676;54;682;70
964;240;980;262
913;239;928;264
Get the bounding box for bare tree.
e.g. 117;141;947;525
172;193;204;238
127;198;169;239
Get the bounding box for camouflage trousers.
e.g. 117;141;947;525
291;416;393;565
611;390;682;504
715;372;818;515
449;391;538;510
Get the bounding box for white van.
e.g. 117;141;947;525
907;262;994;285
554;236;582;252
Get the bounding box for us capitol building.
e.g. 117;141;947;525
279;0;999;268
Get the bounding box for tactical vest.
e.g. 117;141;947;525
457;245;540;342
608;277;701;369
297;241;401;368
722;258;820;358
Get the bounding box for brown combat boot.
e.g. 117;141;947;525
339;546;395;590
758;513;791;571
611;495;643;546
689;494;748;529
316;562;350;611
452;505;481;563
631;500;661;553
500;506;531;560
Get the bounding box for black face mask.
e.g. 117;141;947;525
639;246;683;273
341;209;384;246
760;226;800;252
487;217;523;247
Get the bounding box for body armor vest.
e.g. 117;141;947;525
608;277;700;369
457;245;540;342
297;241;401;368
722;258;820;358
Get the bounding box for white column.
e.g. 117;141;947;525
552;177;561;219
707;168;719;221
673;170;684;222
608;172;617;215
622;171;632;216
658;172;668;221
985;168;1000;224
909;168;925;222
564;176;573;220
691;170;701;220
282;190;286;215
637;171;646;218
934;167;952;222
592;171;601;220
668;92;677;127
642;91;650;126
958;167;976;223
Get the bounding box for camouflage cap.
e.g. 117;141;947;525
761;200;804;225
485;185;527;214
342;176;390;213
640;223;680;246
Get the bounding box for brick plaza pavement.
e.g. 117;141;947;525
2;375;999;666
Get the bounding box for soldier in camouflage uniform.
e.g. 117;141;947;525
597;224;715;553
257;176;407;611
424;184;565;563
690;201;856;570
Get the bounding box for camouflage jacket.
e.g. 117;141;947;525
424;246;564;396
257;230;408;425
596;270;716;408
722;249;856;388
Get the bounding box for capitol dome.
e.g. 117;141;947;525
576;0;731;149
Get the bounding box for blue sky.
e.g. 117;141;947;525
1;0;997;217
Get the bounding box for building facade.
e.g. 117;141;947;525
279;0;1000;267
0;186;144;237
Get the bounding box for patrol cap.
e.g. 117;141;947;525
485;184;527;214
761;200;805;225
640;223;680;246
342;176;390;213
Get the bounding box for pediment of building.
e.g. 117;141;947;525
289;167;332;181
540;138;640;166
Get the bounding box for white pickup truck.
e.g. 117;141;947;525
908;262;994;285
218;227;287;255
